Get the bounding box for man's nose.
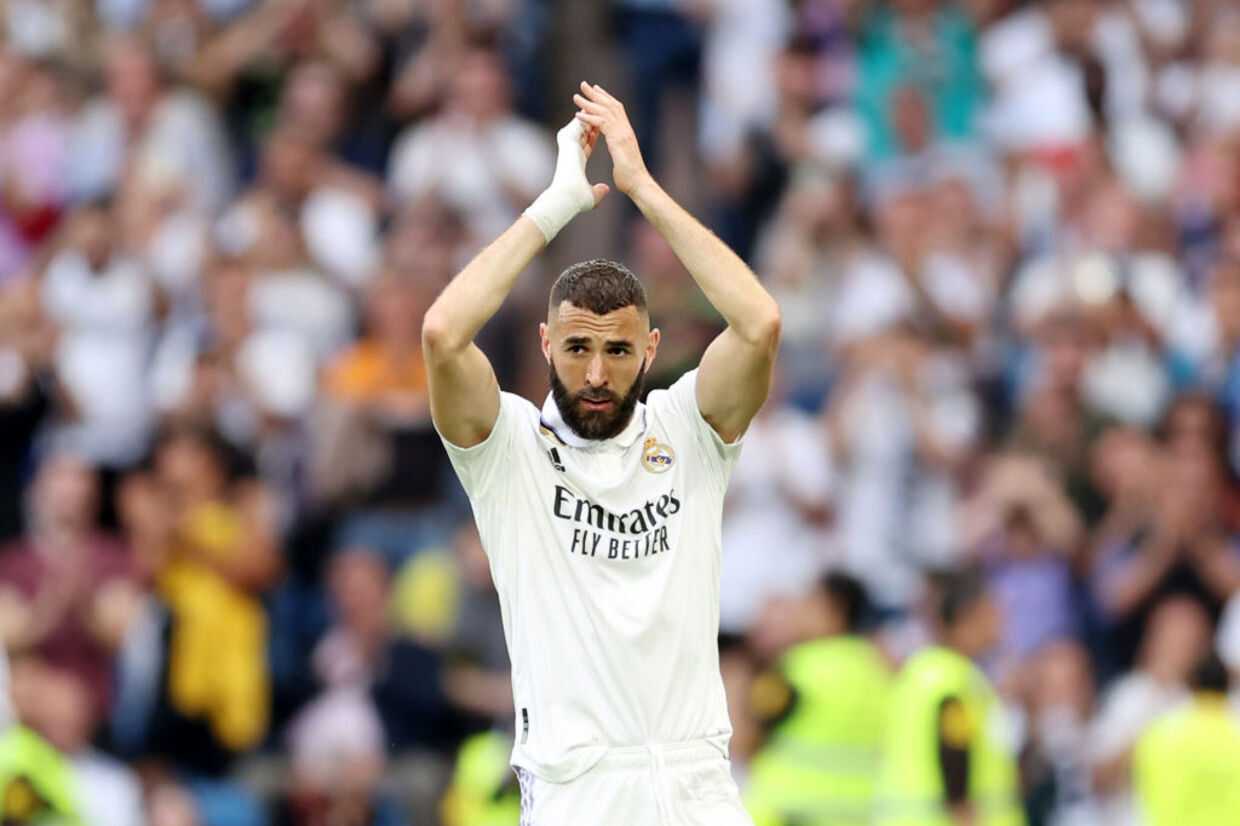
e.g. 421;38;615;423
585;355;607;387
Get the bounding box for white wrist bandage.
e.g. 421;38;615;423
523;119;597;243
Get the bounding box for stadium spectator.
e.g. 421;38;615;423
1087;596;1211;826
0;454;135;719
388;46;552;241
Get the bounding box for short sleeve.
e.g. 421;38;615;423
659;369;745;485
436;392;530;499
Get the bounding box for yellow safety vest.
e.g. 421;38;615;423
1134;694;1240;826
440;731;521;826
745;635;892;826
0;726;81;825
873;646;1024;826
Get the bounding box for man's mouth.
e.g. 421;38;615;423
581;398;613;412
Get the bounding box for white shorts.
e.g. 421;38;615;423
515;740;754;826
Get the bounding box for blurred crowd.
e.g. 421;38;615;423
4;0;1240;824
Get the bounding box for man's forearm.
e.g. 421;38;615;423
629;178;779;343
421;217;546;354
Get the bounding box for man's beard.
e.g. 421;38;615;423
549;358;647;441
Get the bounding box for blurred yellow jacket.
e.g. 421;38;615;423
159;501;269;752
744;635;891;826
441;730;521;826
873;647;1024;826
1134;694;1240;826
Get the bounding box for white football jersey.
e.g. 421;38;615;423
439;369;743;782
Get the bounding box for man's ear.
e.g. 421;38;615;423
645;327;660;369
540;322;551;363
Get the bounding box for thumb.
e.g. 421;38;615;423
591;182;610;208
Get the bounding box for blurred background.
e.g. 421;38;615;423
3;0;1240;823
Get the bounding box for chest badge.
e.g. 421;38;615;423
642;438;676;474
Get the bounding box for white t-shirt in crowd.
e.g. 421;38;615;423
719;405;835;633
440;370;743;782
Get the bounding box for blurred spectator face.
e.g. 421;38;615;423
385;201;464;283
147;783;202;826
890;85;932;154
70;203;116;271
892;0;937;16
1031;640;1094;717
105;41;161;130
30;454;99;535
1001;507;1041;559
451;50;510;122
1162;440;1224;516
17;61;61;118
1036;314;1090;396
747;594;814;662
261;129;320;202
632;221;684;286
780;174;853;239
364;272;428;347
1048;0;1100;56
774;45;818;110
1210;261;1240;343
1206;8;1240;66
204;258;252;348
278;61;347;150
958;592;1003;658
0;49;27;122
931;178;978;237
328;550;390;644
250;199;305;271
12;660;95;753
874;187;928;254
1090;426;1157;502
155;431;228;504
1140;597;1211;683
1161;395;1225;456
1082;181;1138;252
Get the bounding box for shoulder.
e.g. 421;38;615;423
439;391;540;457
1135;706;1185;757
499;391;541;429
645;369;708;433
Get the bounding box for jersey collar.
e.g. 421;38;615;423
539;393;647;450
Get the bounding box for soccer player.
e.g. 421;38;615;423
422;82;780;825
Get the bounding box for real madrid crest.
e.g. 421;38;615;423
642;437;675;474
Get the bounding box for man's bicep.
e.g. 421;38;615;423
696;327;776;443
427;343;502;448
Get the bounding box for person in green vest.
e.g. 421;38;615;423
874;567;1025;826
1133;652;1240;826
440;729;521;826
0;725;81;825
744;572;893;826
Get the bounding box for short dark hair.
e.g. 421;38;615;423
820;572;870;632
1191;652;1230;693
550;259;647;317
932;566;988;629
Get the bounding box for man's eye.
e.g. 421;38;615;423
568;345;586;354
609;348;628;356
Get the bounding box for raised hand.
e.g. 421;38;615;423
522;118;611;243
573;81;652;198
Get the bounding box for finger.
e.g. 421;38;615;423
573;93;607;114
579;81;620;110
582;123;601;158
589;83;620;106
591;182;610;208
575;110;605;128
